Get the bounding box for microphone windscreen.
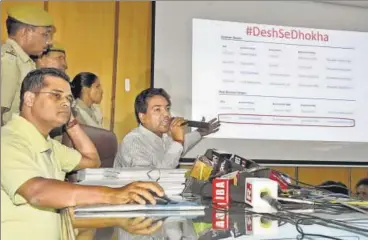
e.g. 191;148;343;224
190;157;214;181
209;158;232;181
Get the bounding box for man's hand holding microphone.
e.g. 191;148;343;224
169;116;221;142
169;117;186;145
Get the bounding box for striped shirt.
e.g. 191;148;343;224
113;125;202;169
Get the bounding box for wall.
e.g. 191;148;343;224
1;1;152;134
47;1;116;130
1;1;366;193
113;2;152;140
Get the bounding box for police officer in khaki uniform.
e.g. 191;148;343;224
34;42;68;72
1;5;54;125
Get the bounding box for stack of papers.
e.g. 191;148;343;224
76;168;187;181
74;168;188;196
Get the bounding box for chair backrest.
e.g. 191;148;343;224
62;124;118;168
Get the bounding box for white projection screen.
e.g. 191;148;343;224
153;1;368;164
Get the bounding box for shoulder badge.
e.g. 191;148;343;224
1;44;17;58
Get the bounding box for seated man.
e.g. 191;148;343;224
1;68;164;240
114;88;220;168
356;178;368;201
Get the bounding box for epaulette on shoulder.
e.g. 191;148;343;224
1;44;17;57
5;48;17;57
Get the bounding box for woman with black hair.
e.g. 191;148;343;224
71;72;104;128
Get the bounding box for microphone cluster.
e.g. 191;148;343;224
185;149;290;212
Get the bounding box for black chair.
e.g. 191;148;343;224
62;124;118;168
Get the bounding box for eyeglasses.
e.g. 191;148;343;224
33;91;76;107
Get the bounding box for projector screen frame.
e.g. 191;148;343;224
150;1;368;166
150;1;156;89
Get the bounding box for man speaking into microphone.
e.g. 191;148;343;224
114;88;220;168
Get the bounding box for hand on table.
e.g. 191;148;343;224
111;181;164;205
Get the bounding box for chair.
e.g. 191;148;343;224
62;124;118;168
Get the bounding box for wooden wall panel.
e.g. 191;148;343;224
114;2;152;141
47;2;115;130
1;1;45;43
298;167;350;187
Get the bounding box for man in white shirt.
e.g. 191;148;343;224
113;88;220;169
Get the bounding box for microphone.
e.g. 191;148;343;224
209;157;232;181
188;175;280;209
260;192;283;211
204;149;214;161
181;120;210;129
229;155;260;171
188;178;246;203
250;168;290;191
189;156;214;181
245;178;279;213
170;117;211;129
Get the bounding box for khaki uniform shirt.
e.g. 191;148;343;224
1;39;36;124
74;98;103;128
1;115;81;240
